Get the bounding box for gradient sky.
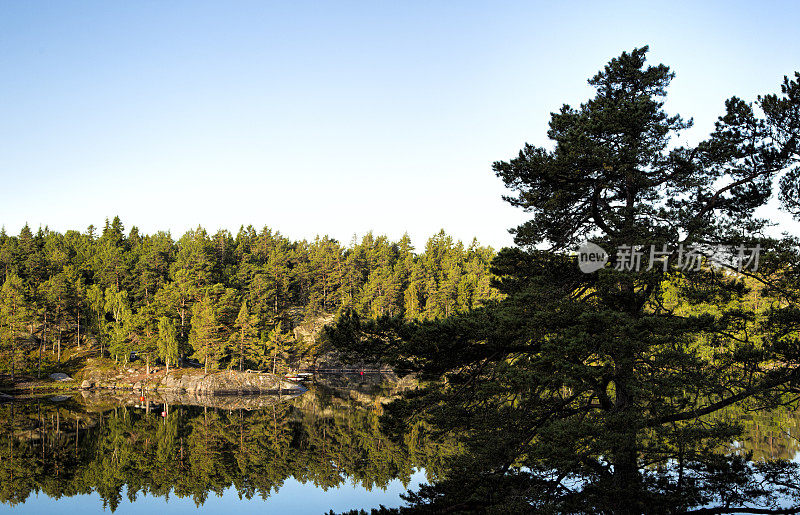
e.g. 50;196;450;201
1;0;799;249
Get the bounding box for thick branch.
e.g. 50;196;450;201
645;367;800;427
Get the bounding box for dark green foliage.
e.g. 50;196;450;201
0;224;497;375
328;48;800;513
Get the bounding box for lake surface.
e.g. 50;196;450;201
1;374;799;514
0;374;434;514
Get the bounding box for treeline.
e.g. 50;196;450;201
0;217;499;376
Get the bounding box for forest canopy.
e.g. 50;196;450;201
0;220;499;376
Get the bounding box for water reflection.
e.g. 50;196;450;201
2;379;799;514
0;375;446;513
724;408;800;462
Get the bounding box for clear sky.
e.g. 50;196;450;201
1;0;798;249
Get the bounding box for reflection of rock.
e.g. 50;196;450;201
81;380;93;389
312;371;416;398
0;392;12;402
78;390;304;411
293;373;418;412
50;373;73;382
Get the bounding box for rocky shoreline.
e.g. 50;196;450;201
80;368;306;395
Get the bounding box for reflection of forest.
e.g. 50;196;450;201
3;382;797;512
714;405;800;462
0;380;454;512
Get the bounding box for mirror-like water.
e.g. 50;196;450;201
0;375;444;514
1;376;799;514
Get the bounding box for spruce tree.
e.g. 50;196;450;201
263;322;292;374
157;316;178;373
189;296;220;373
231;300;259;371
86;284;106;356
104;287;132;363
0;274;29;381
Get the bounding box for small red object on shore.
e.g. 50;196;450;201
161;411;166;417
140;396;145;402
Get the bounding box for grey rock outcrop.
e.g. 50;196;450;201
82;369;304;395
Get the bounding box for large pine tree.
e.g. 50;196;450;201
328;48;800;513
0;274;29;381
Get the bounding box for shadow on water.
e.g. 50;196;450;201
2;375;800;513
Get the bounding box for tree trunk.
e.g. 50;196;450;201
611;339;640;515
10;324;15;383
10;401;14;482
11;296;18;382
612;424;639;514
240;331;244;372
76;312;80;350
179;301;186;339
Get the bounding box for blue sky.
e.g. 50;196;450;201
1;0;798;249
6;471;428;514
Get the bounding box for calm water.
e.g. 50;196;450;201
1;375;799;514
0;375;433;514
